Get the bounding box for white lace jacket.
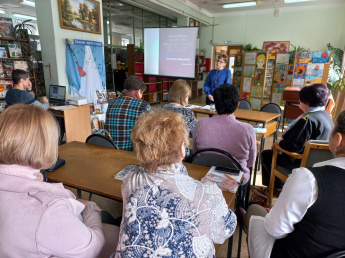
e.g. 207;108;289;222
115;163;237;257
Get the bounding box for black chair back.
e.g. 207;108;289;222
238;99;252;110
326;251;345;258
86;134;119;149
189;148;242;171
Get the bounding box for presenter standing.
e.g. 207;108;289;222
203;54;231;105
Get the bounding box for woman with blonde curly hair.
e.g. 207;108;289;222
115;110;237;257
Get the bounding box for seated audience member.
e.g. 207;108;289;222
6;69;49;110
162;79;197;156
193;84;256;184
0;104;118;257
244;110;345;258
115;110;236;257
261;83;334;188
105;75;152;151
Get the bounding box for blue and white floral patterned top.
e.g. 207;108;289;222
115;163;237;257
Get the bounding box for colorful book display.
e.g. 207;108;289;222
240;51;268;110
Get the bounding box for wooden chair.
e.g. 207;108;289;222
268;140;332;201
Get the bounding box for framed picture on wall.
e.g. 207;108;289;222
58;0;101;34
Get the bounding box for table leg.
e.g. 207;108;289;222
77;189;82;199
227;235;233;258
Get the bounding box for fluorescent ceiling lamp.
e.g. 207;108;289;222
20;0;35;7
284;0;314;3
0;9;5;14
223;1;257;8
11;13;37;21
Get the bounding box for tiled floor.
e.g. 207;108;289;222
71;94;286;258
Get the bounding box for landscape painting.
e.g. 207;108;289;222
305;63;324;85
263;41;290;57
58;0;101;34
244;53;256;65
244;66;255;77
312;51;331;63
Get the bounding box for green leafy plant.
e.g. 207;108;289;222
135;41;144;60
13;19;36;39
289;44;310;54
242;44;261;52
327;43;344;92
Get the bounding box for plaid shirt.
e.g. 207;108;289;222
105;96;152;151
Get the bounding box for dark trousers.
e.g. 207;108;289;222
206;96;214;105
261;150;301;188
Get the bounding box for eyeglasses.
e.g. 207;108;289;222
217;59;226;64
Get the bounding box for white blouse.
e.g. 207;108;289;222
248;157;345;258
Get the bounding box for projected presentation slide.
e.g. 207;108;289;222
144;27;198;79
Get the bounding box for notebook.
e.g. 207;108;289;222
49;85;66;106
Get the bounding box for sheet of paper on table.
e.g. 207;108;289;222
199;105;214;110
50;105;77;110
185;104;202;109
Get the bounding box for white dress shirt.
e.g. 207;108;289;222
248;157;345;258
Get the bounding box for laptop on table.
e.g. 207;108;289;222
49;85;66;106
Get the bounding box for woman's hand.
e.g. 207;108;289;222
208;95;214;101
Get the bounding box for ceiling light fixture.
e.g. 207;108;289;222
223;1;257;8
11;13;37;21
19;0;35;7
284;0;314;3
0;9;5;14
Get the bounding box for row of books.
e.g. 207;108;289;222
0;43;22;58
0;60;29;73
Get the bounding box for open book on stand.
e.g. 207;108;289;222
201;166;244;193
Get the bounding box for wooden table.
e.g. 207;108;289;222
49;141;236;206
49;104;93;143
192;107;281;185
192;107;281;125
48;141;237;257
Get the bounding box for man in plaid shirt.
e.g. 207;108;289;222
105;76;152;151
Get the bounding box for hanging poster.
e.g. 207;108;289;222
235;54;242;67
294;63;306;79
254;70;264;86
256;53;266;69
305;63;324;85
288;64;294;75
263;41;290;58
293;79;304;87
272;92;282;105
276;54;289;64
233;76;241;88
289;53;295;64
66;39;106;105
234;67;242;76
243;77;252;92
251;85;262;97
278;73;287;84
244;66;255;77
312;51;331;63
250;98;262;110
275;63;288;73
298;52;312;63
244;53;256;64
267;60;275;69
242;92;250;100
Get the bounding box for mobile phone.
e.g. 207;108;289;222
215;166;240;176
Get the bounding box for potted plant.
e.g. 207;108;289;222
13;19;36;39
327;43;344;92
135;42;144;61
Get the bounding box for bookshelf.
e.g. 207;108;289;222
0;36;36;104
